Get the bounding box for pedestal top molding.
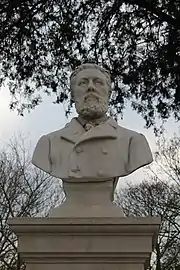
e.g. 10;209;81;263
9;217;161;236
9;216;161;225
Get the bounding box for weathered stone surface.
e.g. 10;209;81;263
9;217;161;270
32;63;153;208
13;63;161;270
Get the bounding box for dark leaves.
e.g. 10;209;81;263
56;92;68;104
0;0;180;128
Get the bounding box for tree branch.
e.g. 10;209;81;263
127;0;180;30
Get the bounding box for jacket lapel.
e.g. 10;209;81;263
60;118;85;144
75;120;118;146
60;117;118;145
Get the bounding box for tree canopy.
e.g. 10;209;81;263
0;0;180;128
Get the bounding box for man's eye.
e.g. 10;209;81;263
79;81;86;85
95;80;103;85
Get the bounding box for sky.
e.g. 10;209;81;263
0;85;179;190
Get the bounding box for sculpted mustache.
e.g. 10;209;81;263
84;93;101;101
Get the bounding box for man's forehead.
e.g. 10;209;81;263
76;68;106;80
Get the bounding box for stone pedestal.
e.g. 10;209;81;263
9;217;160;270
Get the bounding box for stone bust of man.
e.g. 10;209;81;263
32;63;153;198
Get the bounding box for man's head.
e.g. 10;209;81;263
70;63;111;120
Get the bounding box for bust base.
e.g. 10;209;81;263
49;180;124;217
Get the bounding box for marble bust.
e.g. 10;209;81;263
32;63;153;214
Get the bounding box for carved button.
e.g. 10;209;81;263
97;170;104;177
75;146;83;153
102;148;108;155
71;166;80;173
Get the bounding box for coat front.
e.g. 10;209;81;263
32;117;153;181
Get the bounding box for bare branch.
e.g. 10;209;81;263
0;135;63;269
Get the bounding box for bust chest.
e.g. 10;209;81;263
50;136;129;180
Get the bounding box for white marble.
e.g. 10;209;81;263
32;63;153;215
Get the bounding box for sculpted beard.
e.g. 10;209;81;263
76;93;108;119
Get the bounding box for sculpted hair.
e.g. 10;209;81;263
70;63;112;99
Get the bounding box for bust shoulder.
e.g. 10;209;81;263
116;124;142;139
43;120;73;138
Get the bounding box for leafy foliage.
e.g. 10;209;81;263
0;0;180;127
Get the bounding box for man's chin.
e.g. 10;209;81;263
78;107;107;119
82;112;103;119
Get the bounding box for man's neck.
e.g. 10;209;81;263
77;115;108;131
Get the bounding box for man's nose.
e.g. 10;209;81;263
87;80;95;92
